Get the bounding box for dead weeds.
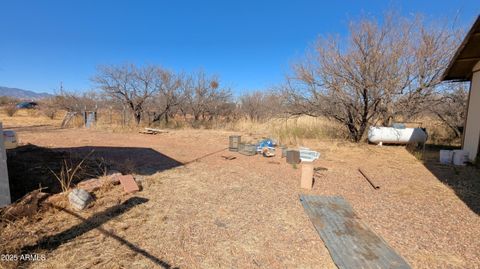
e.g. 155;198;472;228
0;127;479;269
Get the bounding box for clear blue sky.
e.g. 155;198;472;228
0;0;479;95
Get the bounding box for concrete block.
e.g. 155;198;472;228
68;188;93;210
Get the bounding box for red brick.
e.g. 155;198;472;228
118;175;139;193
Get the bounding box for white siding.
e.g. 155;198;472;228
463;61;480;161
0;123;11;207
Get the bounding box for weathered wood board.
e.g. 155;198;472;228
300;195;411;269
140;128;168;135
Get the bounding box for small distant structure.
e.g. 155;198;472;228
60;108;97;129
442;15;480;161
83;111;97;128
15;101;38;109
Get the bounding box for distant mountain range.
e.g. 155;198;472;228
0;86;52;100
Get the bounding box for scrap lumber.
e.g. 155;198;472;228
61;112;77;128
146;128;168;133
300;195;411;269
139;130;156;135
358;168;380;189
139;128;169;135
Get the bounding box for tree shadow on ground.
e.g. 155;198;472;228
412;144;480;215
20;197;178;269
61;146;183;175
7;145;183;202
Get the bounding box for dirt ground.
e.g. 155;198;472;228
1;125;480;269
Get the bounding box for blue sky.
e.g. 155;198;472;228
0;0;479;95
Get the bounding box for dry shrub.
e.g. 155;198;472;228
4;105;17;117
406;116;461;146
25;108;38;117
42;107;57;119
49;151;95;193
0;96;18;106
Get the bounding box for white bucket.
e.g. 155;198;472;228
439;150;453;164
452;150;469;166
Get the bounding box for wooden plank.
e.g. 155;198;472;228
144;128;168;134
300;195;411;269
139;130;157;135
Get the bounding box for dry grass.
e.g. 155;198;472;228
226;116;347;146
85;109;348;144
0;106;460;146
3;106;17;117
0;127;478;269
419;117;461;145
49;150;96;193
0;108;63;128
228;115;461;147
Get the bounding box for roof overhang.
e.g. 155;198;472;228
442;16;480;82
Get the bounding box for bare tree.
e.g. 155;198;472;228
204;87;232;121
93;64;161;125
284;14;460;142
150;70;186;124
181;71;231;123
239;91;266;121
429;83;468;138
47;89;99;112
382;17;462;123
239;90;284;121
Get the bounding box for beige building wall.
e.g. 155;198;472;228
0;123;11;207
463;61;480;161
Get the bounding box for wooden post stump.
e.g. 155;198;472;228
301;161;314;189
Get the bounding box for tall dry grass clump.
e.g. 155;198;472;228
410;116;462;146
228;116;347;145
228;115;460;146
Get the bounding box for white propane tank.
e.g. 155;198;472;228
452;150;469;166
368;126;427;144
